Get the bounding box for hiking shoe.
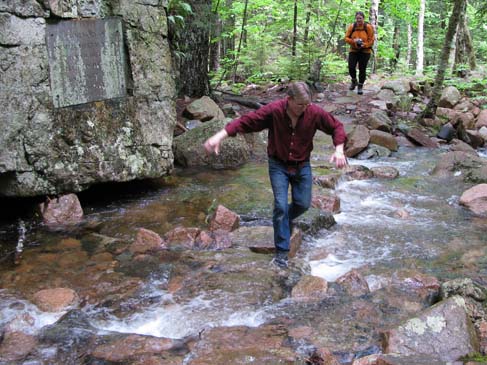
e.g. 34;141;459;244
357;84;363;95
270;250;289;269
349;80;357;90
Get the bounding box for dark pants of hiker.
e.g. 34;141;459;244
348;52;371;84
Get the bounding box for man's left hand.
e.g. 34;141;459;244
329;151;348;168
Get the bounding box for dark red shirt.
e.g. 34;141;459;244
224;98;347;162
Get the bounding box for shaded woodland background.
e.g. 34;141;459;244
166;0;487;103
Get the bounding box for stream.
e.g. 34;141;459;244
1;138;486;364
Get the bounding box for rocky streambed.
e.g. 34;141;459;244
1;79;487;365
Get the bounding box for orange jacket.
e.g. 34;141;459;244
345;22;374;54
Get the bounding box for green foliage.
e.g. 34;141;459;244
206;0;487;86
167;0;193;27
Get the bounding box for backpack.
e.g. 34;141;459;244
350;21;372;38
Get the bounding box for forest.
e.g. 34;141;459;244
168;0;487;98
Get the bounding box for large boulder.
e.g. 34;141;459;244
475;109;487;129
459;184;487;216
369;130;398;151
0;2;175;197
183;96;226;122
438;86;461;108
366;110;393;133
172;119;253;169
432;151;487;183
38;193;84;225
383;296;479;361
345;125;370;158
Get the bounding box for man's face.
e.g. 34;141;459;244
355;14;364;25
288;96;310;117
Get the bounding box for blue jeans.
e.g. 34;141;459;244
268;157;312;252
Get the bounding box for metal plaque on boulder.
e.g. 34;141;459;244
46;17;128;108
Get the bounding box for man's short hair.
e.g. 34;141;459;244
287;82;312;100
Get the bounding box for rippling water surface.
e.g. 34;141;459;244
1;143;486;351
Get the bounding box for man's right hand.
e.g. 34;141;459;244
203;129;228;155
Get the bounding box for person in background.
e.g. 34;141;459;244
203;82;348;269
345;11;375;95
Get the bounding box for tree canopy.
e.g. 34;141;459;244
168;0;487;95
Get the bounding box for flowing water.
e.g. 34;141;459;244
1;141;486;363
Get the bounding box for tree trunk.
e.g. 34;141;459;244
368;0;379;73
174;0;212;97
418;0;466;120
232;0;249;82
406;23;412;69
454;0;476;75
292;0;298;57
222;0;235;58
416;0;425;75
209;1;222;72
391;22;400;70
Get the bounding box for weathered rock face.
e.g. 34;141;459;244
0;0;176;197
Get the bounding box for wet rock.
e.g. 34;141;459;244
450;139;478;155
164;226;201;249
459;184;487;216
371;166;399;179
130;228;166;254
436;106;460;122
91;334;181;362
369;130;398;151
209;204;240;232
352;353;456;365
32;287;79;312
432;151;487;183
173;119;252;169
212;229;233;250
39;310;98;364
366;110;393;132
436;122;456;142
459;112;476;130
311;192;340;212
438;86;461;108
391;270;440;304
475;109;487;129
465;130;485;149
307;348;341;365
344;165;374;180
295;210;336;236
187;324;297;364
232;225;302;258
0;330;37;363
440;278;487;302
230;225;273;252
480;127;487;141
356;144;392;160
336;269;370;297
383;296;479;361
313;173;341;189
345;125;370;158
38;193;84;225
196;230;214;249
183;95;225;122
291;275;328;301
406;128;439;148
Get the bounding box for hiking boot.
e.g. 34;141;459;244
270;250;289;269
349;79;357;90
357;83;363;95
